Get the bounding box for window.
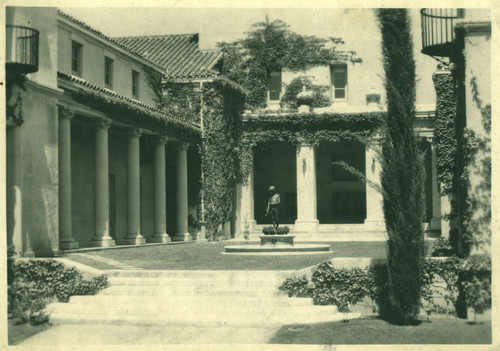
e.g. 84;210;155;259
268;70;282;101
330;65;347;101
71;41;82;76
132;70;139;99
104;57;113;88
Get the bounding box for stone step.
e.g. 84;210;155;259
100;285;278;298
47;303;350;328
106;270;289;280
69;294;313;307
107;277;281;287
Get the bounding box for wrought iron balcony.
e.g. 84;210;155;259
421;9;464;57
6;25;39;74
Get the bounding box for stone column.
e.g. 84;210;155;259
58;107;79;249
295;140;319;232
7;121;23;257
364;141;385;230
91;118;115;247
173;142;192;241
150;135;171;243
124;128;146;245
428;137;442;231
238;158;257;235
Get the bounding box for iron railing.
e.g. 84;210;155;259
6;25;39;74
421;9;464;57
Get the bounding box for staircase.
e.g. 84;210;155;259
47;270;361;328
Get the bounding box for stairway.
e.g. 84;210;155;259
47;270;361;328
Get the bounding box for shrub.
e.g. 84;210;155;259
278;275;312;297
431;237;454;257
8;259;109;325
311;262;377;313
262;225;290;235
461;254;491;321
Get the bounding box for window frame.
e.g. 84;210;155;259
268;70;282;102
104;56;113;89
131;69;140;99
71;41;82;77
330;64;348;102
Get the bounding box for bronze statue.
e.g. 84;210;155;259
265;185;280;232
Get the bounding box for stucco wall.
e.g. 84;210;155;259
18;88;60;256
462;25;491;253
57;20;159;107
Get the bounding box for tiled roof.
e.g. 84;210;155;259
57;72;200;129
58;10;165;73
114;34;221;79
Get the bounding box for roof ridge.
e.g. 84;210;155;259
114;33;200;40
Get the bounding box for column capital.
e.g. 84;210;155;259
156;135;168;145
128;127;143;138
424;135;434;144
296;137;314;147
59;106;75;120
95;118;112;129
179;142;190;151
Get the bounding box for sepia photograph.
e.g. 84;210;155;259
2;1;496;348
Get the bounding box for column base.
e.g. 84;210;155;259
91;238;116;247
148;234;171;244
364;219;386;230
123;236;146;245
59;239;79;250
172;233;193;242
295;219;319;232
430;218;441;231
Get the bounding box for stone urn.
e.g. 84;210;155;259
296;85;314;113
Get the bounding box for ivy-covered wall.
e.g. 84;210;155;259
201;78;246;240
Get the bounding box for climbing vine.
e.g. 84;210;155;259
201;77;246;240
238;112;383;182
433;71;457;196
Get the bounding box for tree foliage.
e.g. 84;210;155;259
377;9;426;325
218;16;361;109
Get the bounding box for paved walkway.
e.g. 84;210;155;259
19;324;280;345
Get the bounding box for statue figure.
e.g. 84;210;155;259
265;185;280;232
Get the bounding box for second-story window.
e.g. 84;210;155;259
132;70;139;99
331;65;347;101
71;41;82;77
104;57;113;89
268;70;282;101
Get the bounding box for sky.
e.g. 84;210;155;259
59;7;438;105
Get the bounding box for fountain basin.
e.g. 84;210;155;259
224;235;330;254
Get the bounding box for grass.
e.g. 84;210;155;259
66;241;387;271
8;320;51;345
269;316;492;344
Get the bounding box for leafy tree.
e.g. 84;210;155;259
377;9;426;325
218;16;361;109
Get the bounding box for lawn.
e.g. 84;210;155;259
8;320;50;345
66;241;388;271
269;317;492;344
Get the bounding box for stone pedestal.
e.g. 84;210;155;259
91;119;115;247
260;235;294;247
295;141;319;232
58;107;79;249
173;142;192;241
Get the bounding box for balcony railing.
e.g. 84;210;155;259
421;9;464;57
6;25;39;74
